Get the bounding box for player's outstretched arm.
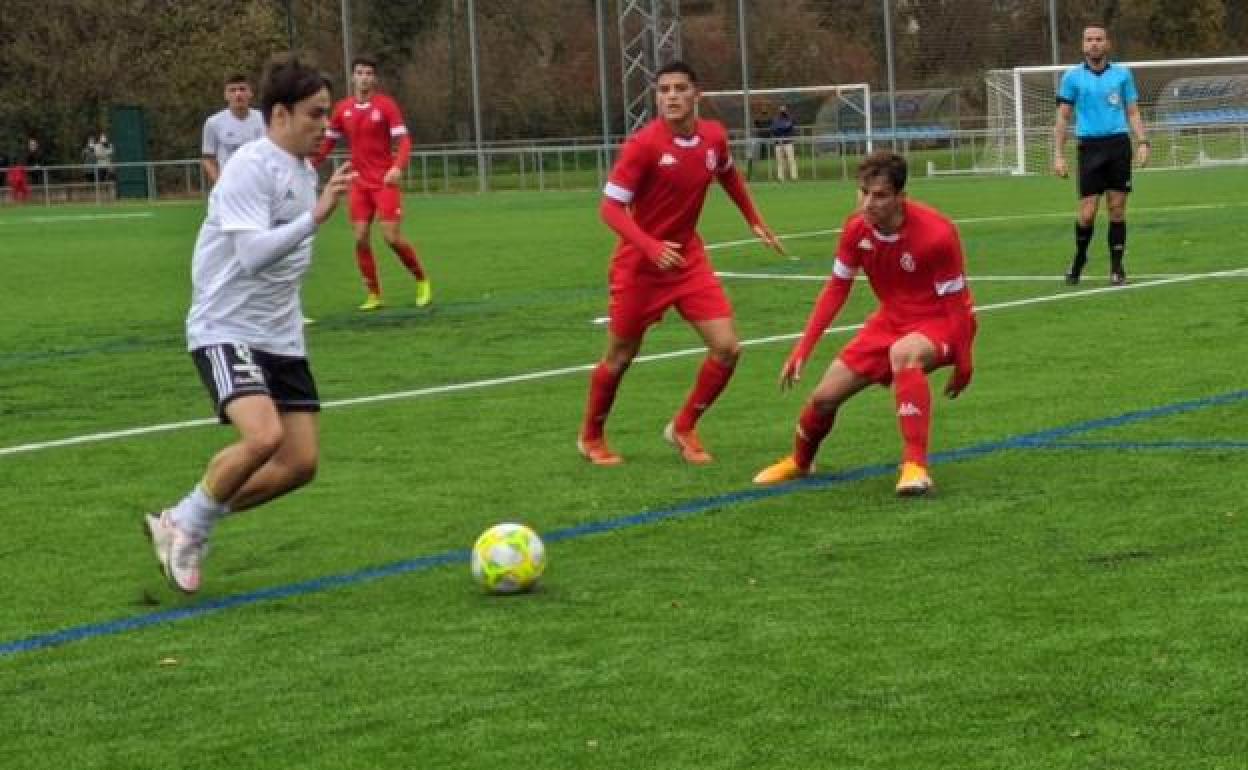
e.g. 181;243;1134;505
717;166;785;256
782;277;851;390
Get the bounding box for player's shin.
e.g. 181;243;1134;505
356;244;381;294
673;356;735;432
893;366;932;466
582;362;623;441
794;403;835;470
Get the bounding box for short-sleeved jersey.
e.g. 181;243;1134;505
1057;62;1138;139
201;108;267;168
324;93;407;188
833;200;973;324
603;118;734;283
187;138;318;357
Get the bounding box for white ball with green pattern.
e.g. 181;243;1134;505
471;523;547;594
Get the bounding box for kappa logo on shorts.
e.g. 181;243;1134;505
900;252;916;272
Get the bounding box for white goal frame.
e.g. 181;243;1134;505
699;83;874;154
992;56;1248;175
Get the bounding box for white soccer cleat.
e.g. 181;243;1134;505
144;510;204;594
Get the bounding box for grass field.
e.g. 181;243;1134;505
2;166;1247;769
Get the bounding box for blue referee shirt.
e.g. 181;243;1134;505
1057;62;1139;139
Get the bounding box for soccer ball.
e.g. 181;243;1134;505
471;523;546;594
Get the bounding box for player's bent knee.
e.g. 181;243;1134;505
239;426;284;463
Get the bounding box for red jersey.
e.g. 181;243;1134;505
604;118;735;283
835;200;974;324
323;93;408;189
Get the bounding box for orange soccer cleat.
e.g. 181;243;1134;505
663;422;712;465
577;436;623;466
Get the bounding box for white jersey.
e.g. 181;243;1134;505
187;138;317;357
201;108;266;168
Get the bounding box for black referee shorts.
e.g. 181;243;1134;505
1077;134;1133;197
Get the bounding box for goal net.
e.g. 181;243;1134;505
698;84;873;161
984;56;1248;175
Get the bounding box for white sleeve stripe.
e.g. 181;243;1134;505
603;182;634;204
935;276;966;295
832;258;858;280
390;126;408;137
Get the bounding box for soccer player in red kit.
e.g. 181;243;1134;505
577;60;784;467
753;151;976;495
311;55;431;310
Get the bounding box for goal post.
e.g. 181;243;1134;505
986;56;1248;175
698;83;874;163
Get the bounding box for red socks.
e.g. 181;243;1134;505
893;366;931;466
794;403;835;469
393;241;426;280
356;244;380;294
581;363;623;441
673;357;735;432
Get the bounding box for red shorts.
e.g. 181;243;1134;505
838;313;961;385
608;271;732;339
349;184;402;223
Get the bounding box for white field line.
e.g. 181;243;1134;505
4;265;1246;459
717;271;1213;282
706;200;1248;251
0;211;155;225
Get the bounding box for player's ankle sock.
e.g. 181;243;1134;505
794;403;835;470
582;362;623;441
170;484;226;539
1072;222;1094;274
673;357;736;432
392;241;427;280
1108;221;1126;272
356;245;380;294
893;366;932;466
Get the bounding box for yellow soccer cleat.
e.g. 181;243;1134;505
752;455;811;485
895;461;933;497
415;279;433;308
358;292;384;311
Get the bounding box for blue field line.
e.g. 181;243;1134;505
3;387;1245;660
1024;439;1248;451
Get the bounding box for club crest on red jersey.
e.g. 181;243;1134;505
371;108;382;122
705;149;717;171
900;252;916;272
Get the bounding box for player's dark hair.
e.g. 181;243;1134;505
857;150;908;192
655;60;697;84
259;55;331;123
1083;22;1109;35
351;55;378;72
225;73;250;86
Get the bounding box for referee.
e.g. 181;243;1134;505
1054;24;1150;285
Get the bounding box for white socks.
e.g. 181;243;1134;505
170;484;228;539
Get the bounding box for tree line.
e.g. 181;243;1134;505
1;0;1244;164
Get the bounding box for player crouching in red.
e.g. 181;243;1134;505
753;150;977;495
577;60;784;467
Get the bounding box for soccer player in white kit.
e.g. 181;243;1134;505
201;73;268;187
145;56;355;594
